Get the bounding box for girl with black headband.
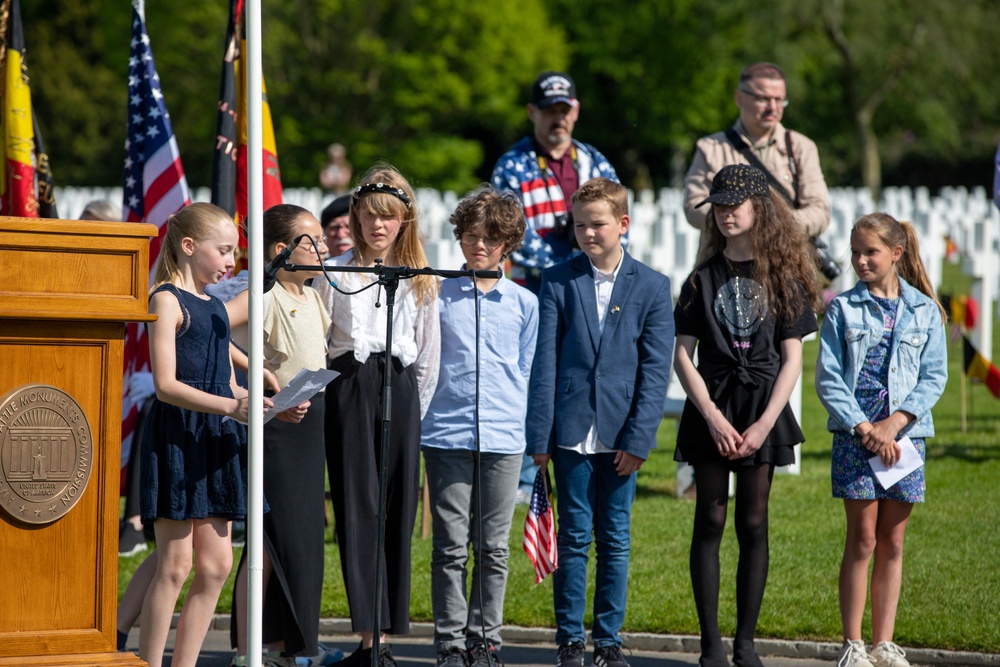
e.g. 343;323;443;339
314;163;441;667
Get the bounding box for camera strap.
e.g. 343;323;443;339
724;127;800;209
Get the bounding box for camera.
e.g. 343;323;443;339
811;236;841;281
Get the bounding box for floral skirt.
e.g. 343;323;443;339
831;432;925;503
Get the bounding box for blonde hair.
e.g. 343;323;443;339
852;213;947;321
349;163;437;304
150;202;235;293
571;177;628;220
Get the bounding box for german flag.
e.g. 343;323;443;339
963;335;1000;398
210;0;282;269
0;0;57;217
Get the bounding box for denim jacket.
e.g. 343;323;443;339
816;277;947;437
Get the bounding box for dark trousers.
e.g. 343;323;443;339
325;353;420;634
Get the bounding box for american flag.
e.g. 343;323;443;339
120;1;191;472
523;468;558;583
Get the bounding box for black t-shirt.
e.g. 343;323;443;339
673;253;817;466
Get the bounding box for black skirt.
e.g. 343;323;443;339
674;369;801;471
231;398;326;655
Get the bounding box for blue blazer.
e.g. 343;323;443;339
526;251;675;460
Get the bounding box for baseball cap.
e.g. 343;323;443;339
697;164;770;207
531;71;578;109
320;194;352;228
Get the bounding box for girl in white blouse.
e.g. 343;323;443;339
314;163;440;667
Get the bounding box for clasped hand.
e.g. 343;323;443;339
708;409;768;460
856;418;903;467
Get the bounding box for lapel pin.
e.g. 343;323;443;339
612;305;620;313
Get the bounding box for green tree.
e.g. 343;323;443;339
262;0;565;191
23;1;228;189
540;0;761;189
758;0;1000;194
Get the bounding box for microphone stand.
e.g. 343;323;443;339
282;259;500;667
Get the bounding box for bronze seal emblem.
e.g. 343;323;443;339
0;384;94;525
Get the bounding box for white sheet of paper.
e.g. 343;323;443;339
263;368;340;424
867;435;923;489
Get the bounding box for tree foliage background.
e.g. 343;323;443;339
20;0;1000;195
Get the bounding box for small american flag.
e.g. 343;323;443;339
120;1;191;472
523;467;558;583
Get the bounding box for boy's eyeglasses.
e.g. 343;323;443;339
460;233;503;251
738;88;789;108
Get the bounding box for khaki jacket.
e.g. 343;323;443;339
683;121;830;244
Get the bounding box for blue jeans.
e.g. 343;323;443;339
552;449;636;648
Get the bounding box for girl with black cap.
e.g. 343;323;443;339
672;164;821;667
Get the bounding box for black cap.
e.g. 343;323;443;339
320;194;352;228
697;164;770;207
531;71;578;110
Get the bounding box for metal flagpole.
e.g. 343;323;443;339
245;0;265;665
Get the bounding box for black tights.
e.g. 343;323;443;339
690;462;774;659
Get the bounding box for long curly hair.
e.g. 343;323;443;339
695;194;822;320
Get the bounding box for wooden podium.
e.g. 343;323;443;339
0;217;156;666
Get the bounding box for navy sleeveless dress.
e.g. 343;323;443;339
140;284;249;522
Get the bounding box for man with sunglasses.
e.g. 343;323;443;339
492;71;619;295
683;62;830;249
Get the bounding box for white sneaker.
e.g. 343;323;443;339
837;640;875;667
871;641;910;667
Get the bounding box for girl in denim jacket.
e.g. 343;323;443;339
816;213;947;667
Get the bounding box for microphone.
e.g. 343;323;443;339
263;234;305;293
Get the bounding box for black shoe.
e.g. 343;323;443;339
556;641;586;667
593;645;629;667
339;644;373;667
731;641;763;667
378;645;398;667
436;647;468;667
469;643;503;667
118;523;148;557
698;651;732;667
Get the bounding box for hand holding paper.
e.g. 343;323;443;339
868;436;923;489
265;368;340;424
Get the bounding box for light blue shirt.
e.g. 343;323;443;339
421;273;539;454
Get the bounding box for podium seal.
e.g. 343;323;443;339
0;384;95;525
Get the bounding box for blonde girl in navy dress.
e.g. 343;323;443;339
817;214;947;667
139;203;273;667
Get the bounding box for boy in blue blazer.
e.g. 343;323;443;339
527;178;675;667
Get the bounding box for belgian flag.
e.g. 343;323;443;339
0;0;57;217
963;335;1000;398
210;0;283;269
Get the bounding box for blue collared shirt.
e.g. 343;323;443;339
420;273;539;454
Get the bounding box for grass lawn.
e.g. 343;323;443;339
119;263;1000;653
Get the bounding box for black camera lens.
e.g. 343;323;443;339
811;237;842;281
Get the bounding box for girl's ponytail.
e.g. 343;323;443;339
896;221;947;322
